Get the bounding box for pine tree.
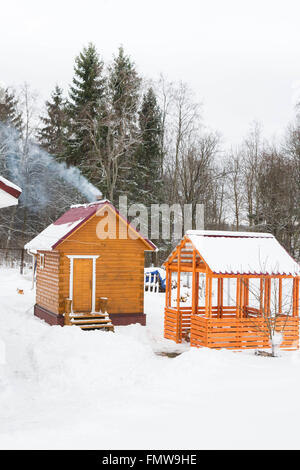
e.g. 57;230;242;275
67;43;105;166
0;87;22;131
38;85;69;159
108;46;141;122
132;87;163;205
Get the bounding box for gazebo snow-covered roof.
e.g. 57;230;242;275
0;175;22;208
166;230;300;276
25;199;157;253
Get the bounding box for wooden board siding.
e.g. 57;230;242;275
73;259;93;312
57;210;146;315
36;251;60;314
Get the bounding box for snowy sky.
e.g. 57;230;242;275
1;0;300;146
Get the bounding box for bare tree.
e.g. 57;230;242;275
283;120;300;259
242;121;263;227
226;149;244;230
86;108;141;202
177;131;220;226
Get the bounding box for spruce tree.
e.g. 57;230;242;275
108;46;141;122
0;87;22;131
67;43;105;166
107;46;141;200
38;85;69;159
132;87;163;205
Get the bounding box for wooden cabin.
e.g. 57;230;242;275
25;200;156;330
0;175;21;208
164;231;300;350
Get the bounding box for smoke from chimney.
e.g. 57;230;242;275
0;122;102;206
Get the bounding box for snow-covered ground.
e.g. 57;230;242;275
1;267;300;450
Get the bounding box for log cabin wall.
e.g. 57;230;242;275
57;210;146;317
36;251;60;314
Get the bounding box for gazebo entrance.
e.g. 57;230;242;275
164;231;300;350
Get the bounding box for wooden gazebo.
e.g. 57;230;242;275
164;231;300;350
25;200;156;330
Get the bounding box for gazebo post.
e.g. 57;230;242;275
264;277;271;315
191;249;197;315
239;277;244;318
165;266;169;309
263;277;267;314
205;274;212;318
260;278;264;315
293;277;299;317
236;277;241;318
278;278;282;315
217;278;223;318
243;278;249;316
195;272;199;314
209;277;212;317
168;269;172;307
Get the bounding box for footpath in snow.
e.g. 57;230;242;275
0;267;300;450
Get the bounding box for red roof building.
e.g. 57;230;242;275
25;200;156;329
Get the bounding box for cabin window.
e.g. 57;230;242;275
40;254;45;269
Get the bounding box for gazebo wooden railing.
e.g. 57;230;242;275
164;233;300;351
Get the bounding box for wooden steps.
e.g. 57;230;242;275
67;312;114;331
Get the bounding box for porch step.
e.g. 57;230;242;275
71;313;107;319
80;324;114;331
71;319;112;325
67;312;114;332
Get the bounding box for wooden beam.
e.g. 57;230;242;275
217;278;223;318
165;267;169;308
205;274;212;318
191;249;197;315
267;278;271;315
240;277;245;318
243;278;249;316
168;265;206;273
210;273;295;279
293;278;299;318
278;278;282;315
260;278;264;314
264;278;271;316
236;277;240;318
176;245;181;343
195;272;199;315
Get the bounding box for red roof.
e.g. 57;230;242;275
0;176;22;199
25;200;157;252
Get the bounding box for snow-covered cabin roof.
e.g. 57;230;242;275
25;200;157;253
0;175;22;208
167;230;300;276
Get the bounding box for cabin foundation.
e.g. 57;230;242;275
34;304;65;326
